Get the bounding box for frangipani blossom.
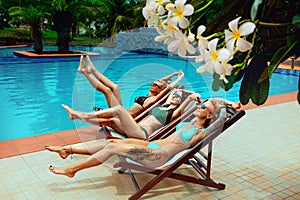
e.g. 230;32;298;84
167;30;196;57
197;38;232;79
154;24;178;44
225;17;256;52
167;0;194;29
218;53;233;83
142;0;157;20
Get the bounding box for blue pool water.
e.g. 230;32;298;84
0;46;298;141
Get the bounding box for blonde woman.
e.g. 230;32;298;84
47;98;227;178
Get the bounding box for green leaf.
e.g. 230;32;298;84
258;67;269;84
239;67;251;105
268;41;299;77
212;79;220;91
251;78;270;105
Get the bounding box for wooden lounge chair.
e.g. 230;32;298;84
114;106;246;200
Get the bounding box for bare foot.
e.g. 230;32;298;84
77;55;90;74
49;165;75;178
86;55;96;72
45;146;70;159
62;104;76;120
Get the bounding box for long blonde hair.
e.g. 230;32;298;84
204;99;224;127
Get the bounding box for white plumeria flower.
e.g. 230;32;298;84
167;0;194;29
142;0;157;20
218;53;233;83
167;30;196;57
197;38;232;78
154;24;178;44
225;17;256;52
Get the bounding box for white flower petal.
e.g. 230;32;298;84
167;17;178;26
236;39;253;52
168;39;180;52
208;38;218;52
157;5;165;15
239;22;256;36
228;17;241;31
226;38;235;53
183;4;194;16
204;61;214;74
186;43;196;54
225;29;233;42
178;17;190;29
178;46;186;56
214;62;225;75
196;65;207;74
175;0;186;8
218;48;231;61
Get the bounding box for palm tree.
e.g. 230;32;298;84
8;5;50;53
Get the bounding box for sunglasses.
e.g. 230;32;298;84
173;92;182;98
151;82;161;89
199;103;211;113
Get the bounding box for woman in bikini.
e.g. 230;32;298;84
62;89;198;139
78;55;183;118
47;98;227;178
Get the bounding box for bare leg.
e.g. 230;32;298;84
48;140;142;177
61;104;115;120
48;140;166;178
86;55;122;107
45;140;111;159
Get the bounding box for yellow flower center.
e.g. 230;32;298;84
175;8;183;17
211;51;218;61
233;30;240;39
167;25;177;31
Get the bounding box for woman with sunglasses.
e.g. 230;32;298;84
78;55;184;118
61;89;197;139
47;98;228;178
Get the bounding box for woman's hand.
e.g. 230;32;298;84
189;93;201;102
178;70;184;79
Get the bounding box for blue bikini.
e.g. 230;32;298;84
147;141;171;159
147;123;206;159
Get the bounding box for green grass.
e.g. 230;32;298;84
0;28;104;46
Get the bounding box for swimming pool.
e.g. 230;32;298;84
0;46;298;141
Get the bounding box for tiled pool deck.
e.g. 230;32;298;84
0;91;299;200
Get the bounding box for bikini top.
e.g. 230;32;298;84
176;122;206;147
134;96;149;108
151;107;169;125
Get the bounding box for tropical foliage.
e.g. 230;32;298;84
142;0;300;105
1;0;146;52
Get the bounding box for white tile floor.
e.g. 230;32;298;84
0;101;299;200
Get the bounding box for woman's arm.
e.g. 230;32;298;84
159;71;180;82
154;71;184;101
210;98;241;109
171;93;200;120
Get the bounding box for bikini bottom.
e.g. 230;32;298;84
139;125;149;139
147;141;171;160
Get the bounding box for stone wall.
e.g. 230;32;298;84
116;27;168;54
